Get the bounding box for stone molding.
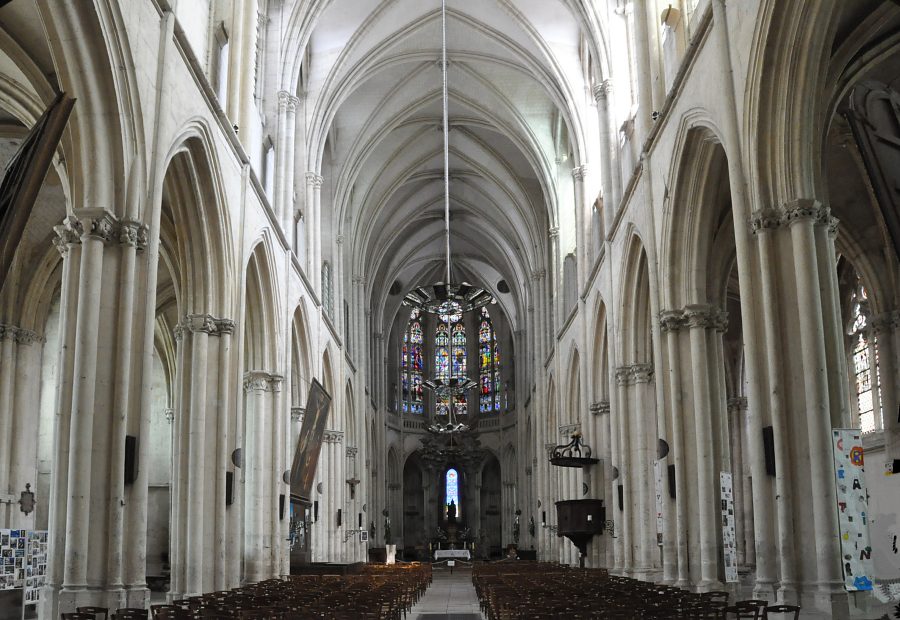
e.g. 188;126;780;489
615;364;654;386
749;199;838;236
305;172;324;188
0;324;43;345
590;400;610;416
572;164;588;181
291;407;305;422
118;220;149;250
548;227;559;239
164;408;175;423
544;442;556;458
531;269;545;281
243;371;284;393
324;430;344;444
346;447;358;458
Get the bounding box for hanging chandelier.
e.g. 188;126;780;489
401;0;494;318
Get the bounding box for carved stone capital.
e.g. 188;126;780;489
559;423;580;437
726;397;748;414
164;408;175;424
346;447;358;458
615;366;632;386
783;199;827;226
119;220;149;250
291;407;305;422
591;400;610;416
659;309;686;333
243;371;283;393
630;364;654;384
531;269;545;281
544;442;556;458
572;165;588;181
684;304;717;329
749;207;782;233
180;313;218;334
305;172;324;188
0;325;43;345
215;318;236;335
548;227;559;239
75;208;118;244
53;216;84;255
324;430;344;444
592;79;613;102
278;90;299;113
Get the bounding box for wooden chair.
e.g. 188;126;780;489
77;608;110;620
725;602;762;619
764;605;800;619
114;610;149;620
62;614;96;620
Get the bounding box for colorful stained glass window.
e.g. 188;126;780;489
435;315;467;416
402;309;424;414
446;468;461;516
479;307;501;413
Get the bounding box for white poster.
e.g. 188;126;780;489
720;472;739;583
832;429;874;591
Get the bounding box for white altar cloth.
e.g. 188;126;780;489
434;549;471;561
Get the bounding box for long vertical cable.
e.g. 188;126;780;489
442;0;451;285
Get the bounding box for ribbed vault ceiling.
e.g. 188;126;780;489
297;0;600;332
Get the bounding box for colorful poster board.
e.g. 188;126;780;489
654;460;663;546
0;529;27;590
720;472;739;583
832;428;874;591
23;530;48;605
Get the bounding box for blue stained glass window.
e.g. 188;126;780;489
446;468;460;516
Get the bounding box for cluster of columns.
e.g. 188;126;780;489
311;430;345;562
587;400;611;569
42;210;151;616
611;363;657;581
657;305;729;590
170;314;238;598
242;371;287;584
0;324;43;529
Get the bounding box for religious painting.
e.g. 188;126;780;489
290;379;333;503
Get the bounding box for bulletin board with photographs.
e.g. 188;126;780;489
0;529;27;591
23;530;48;605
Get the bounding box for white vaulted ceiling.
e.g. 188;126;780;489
289;0;605;331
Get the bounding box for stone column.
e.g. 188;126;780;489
572;165;588;288
631;0;655;144
275;91;299;235
873;312;900;459
305;173;323;290
749;208;790;598
660;310;689;587
630;364;657;580
614;367;632;573
684;305;722;591
243;371;282;583
593;80;618;232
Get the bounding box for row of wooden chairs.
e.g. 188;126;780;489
60;564;431;620
473;562;801;619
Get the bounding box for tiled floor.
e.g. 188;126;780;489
410;565;484;620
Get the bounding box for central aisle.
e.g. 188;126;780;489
409;565;484;619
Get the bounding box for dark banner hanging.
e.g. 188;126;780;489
0;92;75;289
289;378;332;503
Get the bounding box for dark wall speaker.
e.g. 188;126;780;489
279;494;285;520
762;426;776;476
314;500;319;522
617;484;624;511
541;510;546;525
124;435;138;485
358;512;362;528
893;459;900;474
667;464;676;499
337;508;342;527
225;471;234;506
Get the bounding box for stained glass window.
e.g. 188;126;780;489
479;307;501;413
445;468;461;516
402;309;424;414
435;314;466;416
849;286;881;433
